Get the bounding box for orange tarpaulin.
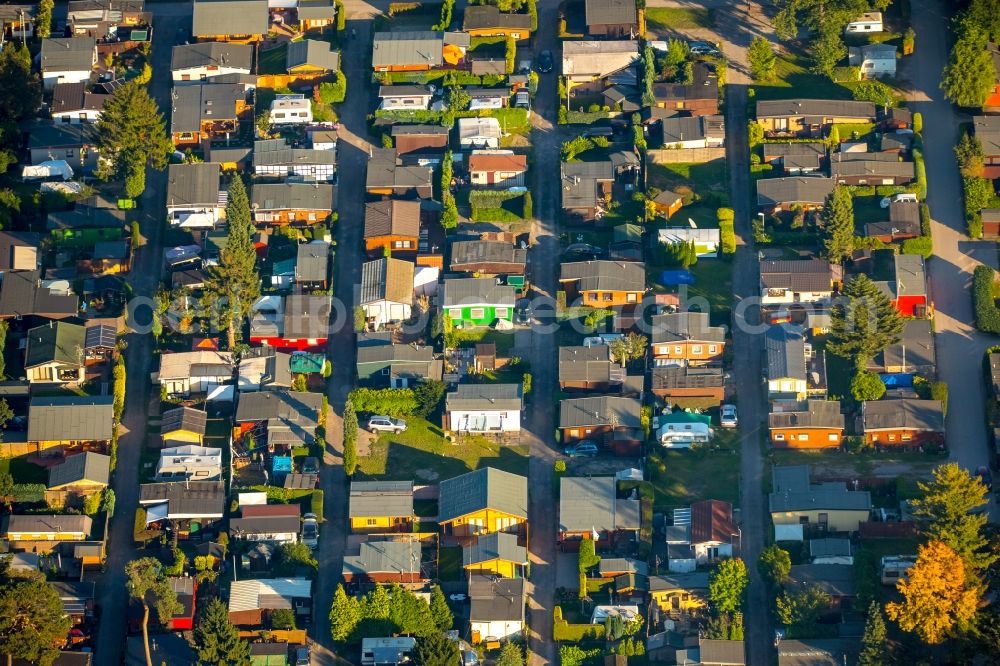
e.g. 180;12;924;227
443;44;463;65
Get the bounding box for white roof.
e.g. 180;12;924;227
657;227;721;244
239;492;269;506
458;117;502;140
591;605;640;624
229;578;312;612
158;350;233;380
270;95;311;112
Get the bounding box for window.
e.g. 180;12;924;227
692;345;703;354
887;434;896;441
588;292;597;301
626;293;637;303
674;346;683;355
798;434;809;441
495;307;509;318
471;308;485;320
901;433;912;441
828;433;839;441
382;367;391;375
308;212;316;221
799;516;809;524
603;293;613;302
367;518;377;526
774;433;785;441
181;74;191;81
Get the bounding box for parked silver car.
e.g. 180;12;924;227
301;513;319;549
367;415;407;433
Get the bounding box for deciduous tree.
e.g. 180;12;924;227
886;540;979;644
36;0;53;38
708;558;748;614
0;574;72;666
757;544;791;588
330;584;361;642
810;25;846;78
828;274;904;368
126;557;182;666
776;584;831;629
496;641;524;666
942;17;995;108
956;132;985;178
193;598;251;666
910;462;996;574
850;369;886;402
748;37;776;82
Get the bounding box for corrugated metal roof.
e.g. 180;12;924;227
47;452;110;488
445;383;522;412
441;276;516;307
228;578;311;612
349;480;414;518
463;531;527;566
559;395;641;428
192;0;268;37
28;395;114;442
372;31;444;68
438;467;527;523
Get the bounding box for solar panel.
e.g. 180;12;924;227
84;324;116;350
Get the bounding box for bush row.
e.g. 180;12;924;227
552;607;607;642
973;265;1000;333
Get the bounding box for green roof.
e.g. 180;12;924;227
24;322;86;369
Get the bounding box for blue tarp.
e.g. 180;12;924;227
659;269;695;285
272;456;293;473
880;373;913;388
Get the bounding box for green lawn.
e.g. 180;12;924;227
0;456;48;484
853;537;919;607
644;7;716;31
438;546;463;582
446;328;516;353
663;201;721;229
357;417;529;481
752;54;854;101
681;259;733;328
852;195;886;229
648;160;729;203
769;447;942;478
646;431;740;512
258;44;288;75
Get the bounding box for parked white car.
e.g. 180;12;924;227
301;513;319;549
367;415;407;433
720;404;738;428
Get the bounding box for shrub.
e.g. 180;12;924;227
851;370;885;402
963;175;994;237
317;72;347;104
522;191;533;219
901;236;933;258
911;148;927;200
919;203;931;236
348;387;417;416
718;207;736;254
335;0;346;30
913;112;922;135
553;607;606;642
973;265;1000;333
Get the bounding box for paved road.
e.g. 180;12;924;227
906;0;999;496
524;2;562;664
92;4;188;663
311;6;377;664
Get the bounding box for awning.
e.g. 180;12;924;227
145;502;169;524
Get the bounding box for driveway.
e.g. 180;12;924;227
91;4;189;663
907;0;998;513
310;2;378;663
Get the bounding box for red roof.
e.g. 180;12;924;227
690;499;734;544
242;504;301;517
468;153;527;174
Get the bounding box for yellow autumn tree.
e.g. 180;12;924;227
886;540;979;645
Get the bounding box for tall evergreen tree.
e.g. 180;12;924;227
193;598;251;666
416;632;459;666
0;43;41;122
827;274;904;368
821;186;854;263
429;585;453;631
205;177;260;348
96;81;172;197
330;584;361;642
910;463;997;575
0;574;72;666
36;0;53;37
126;557;182;666
858;601;890;666
496;642;525;666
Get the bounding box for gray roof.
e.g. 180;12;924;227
862;398;944;432
598;558;648;576
139;481;226;517
363;199;422;238
559;345;623;384
251;182;336;212
343;540;421;575
230;514;300;536
296;0;337;20
585;0;637;25
192;0;268;37
283;294;331;339
650;365;724;391
349;480;414;518
651;62;718;104
762;142;826;161
651;312;725;344
287;39;340;71
166;163;221;208
51;82;108;114
647;572;710;592
296;242;330;282
974;115;1000;155
161;406;208;436
463;531;527;566
28;395;114;442
445;383;522;412
894;253;926;297
0;269;79;319
463;5;532;30
831;156;915;180
768;400;844;430
559;476;640;533
769;466;872;513
171;42;253;71
469;574;525;622
561;160;614;209
766;324;805;380
777;639;846;666
234;390;323;447
699;640;746;666
438;467;528;522
253;138;336;168
360;257;414;305
451;240;527;270
756;177;835;207
26;121;100;149
372;31;444;68
889;199;920;225
756;99;877;120
47;452;110;488
660;115;725;145
391;123;448;136
561;40;639;78
441;276;516;307
170;83;244;133
366;149;433;190
356;343;435;366
560;260;646;293
40;37;95;73
4;514;92;536
759;258;836;292
786;564;855;597
876;319;935;370
559;395;641;428
378;84;433;98
809;538;852;559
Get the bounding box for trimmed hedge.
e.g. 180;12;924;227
563;110;610;125
470;190;528;221
919;203;931;236
901;235;933;258
12;483;46;503
717;207;736;254
973;265;1000;333
553;607;607;642
469;190;521;208
912;147;927;200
